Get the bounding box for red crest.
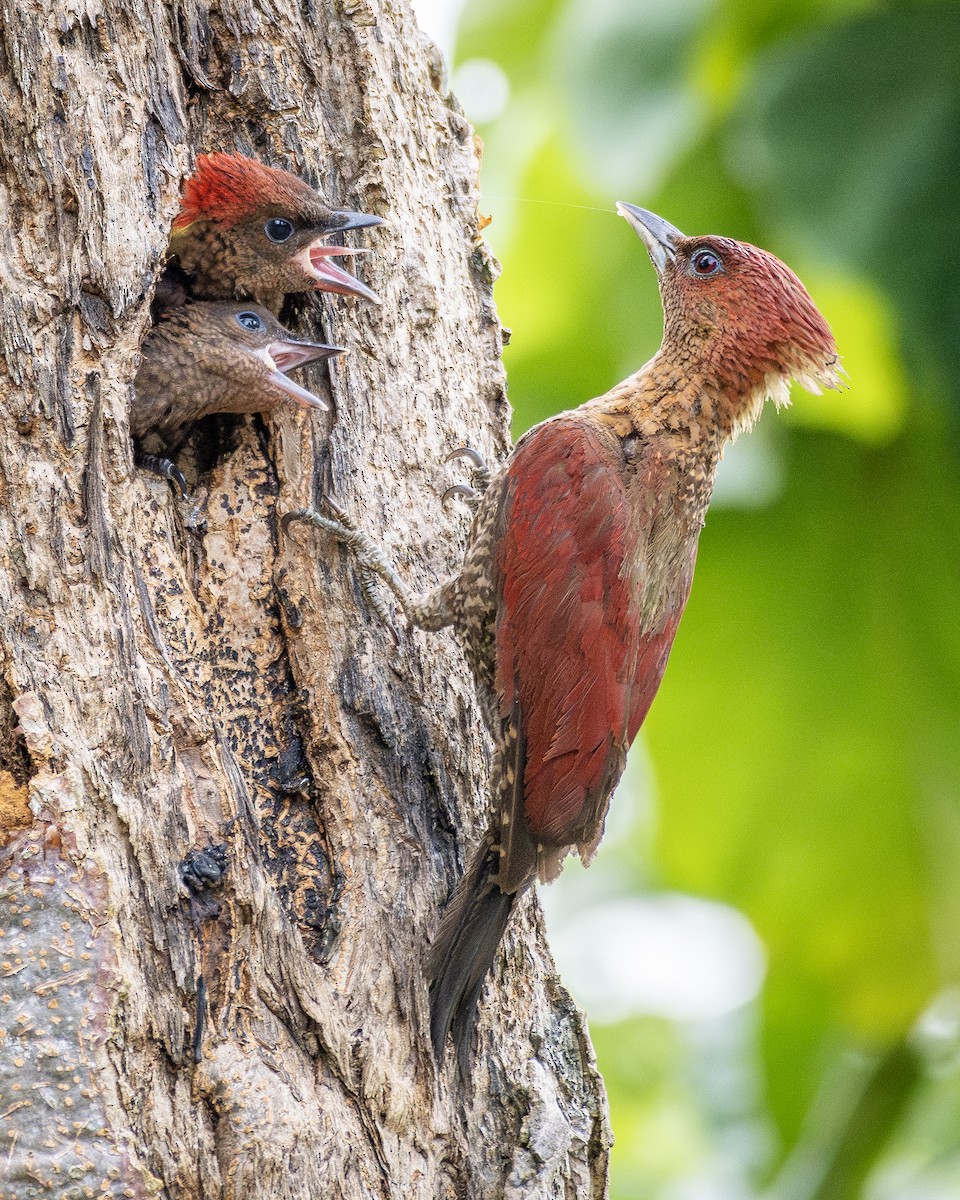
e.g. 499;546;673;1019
172;153;317;230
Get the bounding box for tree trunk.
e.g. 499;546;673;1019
0;1;609;1197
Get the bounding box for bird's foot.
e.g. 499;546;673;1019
443;446;491;510
138;451;188;498
283;498;401;639
442;482;478;509
284;497;456;635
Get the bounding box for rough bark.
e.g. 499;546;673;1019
0;2;610;1197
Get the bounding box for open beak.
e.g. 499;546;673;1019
296;240;382;304
252;340;345;411
616;203;684;275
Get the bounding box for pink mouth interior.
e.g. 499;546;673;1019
307;245;379;302
252;346;332;411
268;342;338;372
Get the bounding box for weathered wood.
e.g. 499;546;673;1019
0;2;610;1196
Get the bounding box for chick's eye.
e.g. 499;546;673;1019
691;249;722;277
236;311;263;331
264;217;295;243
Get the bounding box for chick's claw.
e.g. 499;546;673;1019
138;451;189;498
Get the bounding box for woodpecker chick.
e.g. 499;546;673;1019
169;153;383;310
132;302;343;457
288;207;840;1071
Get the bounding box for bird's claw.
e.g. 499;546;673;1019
139;452;189;498
444;446;492;507
282;500;363;551
319;492;356;528
445;446;489;474
442;483;478;509
282;501;400;644
280;508;310;537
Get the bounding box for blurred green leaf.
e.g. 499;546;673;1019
552;0;712;193
592;1018;713;1197
730;9;960;414
485;137;661;435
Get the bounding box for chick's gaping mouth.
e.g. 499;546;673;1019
296;241;381;304
251;341;345;411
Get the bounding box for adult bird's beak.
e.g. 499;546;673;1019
296;240;382;304
616;203;684;275
253;339;345;411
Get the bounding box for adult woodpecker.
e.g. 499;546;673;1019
167;152;383;310
131;302;343;465
285;206;840;1069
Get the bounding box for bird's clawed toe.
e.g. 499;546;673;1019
281;500;400;640
445;446;489;474
281;504;354;546
442;483;478;508
444;446;492;509
138;452;189;498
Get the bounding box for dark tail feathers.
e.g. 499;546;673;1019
427;836;520;1073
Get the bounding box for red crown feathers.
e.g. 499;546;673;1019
172;153;318;230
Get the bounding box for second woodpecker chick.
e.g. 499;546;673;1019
169;153;384;310
131;302;343;457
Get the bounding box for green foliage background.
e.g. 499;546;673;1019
449;0;960;1195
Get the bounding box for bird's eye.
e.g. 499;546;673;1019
691;249;722;277
236;311;263;331
264;217;295;243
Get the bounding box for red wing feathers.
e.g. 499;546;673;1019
496;416;656;848
627;623;681;743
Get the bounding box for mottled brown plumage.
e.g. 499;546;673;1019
168;153;383;311
286;205;840;1071
132;302;343;456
